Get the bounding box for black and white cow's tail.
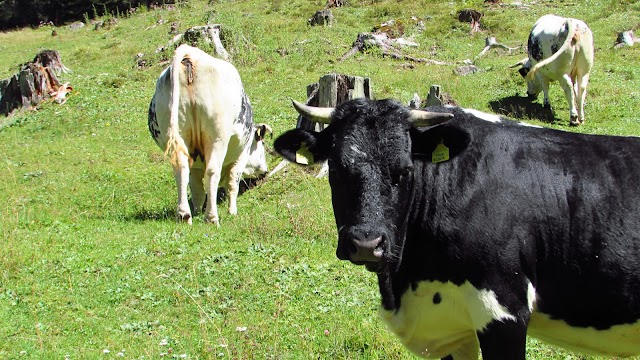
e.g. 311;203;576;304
526;18;578;81
165;45;191;168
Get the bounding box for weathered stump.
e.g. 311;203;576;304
308;9;334;26
615;30;637;48
156;24;231;61
0;50;71;116
297;73;372;131
269;74;373;178
301;74;372;177
182;25;230;61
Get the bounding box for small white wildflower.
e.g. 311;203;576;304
235;326;247;332
19;351;27;355
179;354;187;358
103;349;110;354
159;339;169;346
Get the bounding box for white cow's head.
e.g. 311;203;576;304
243;123;272;178
511;58;543;99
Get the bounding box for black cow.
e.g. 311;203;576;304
274;98;640;359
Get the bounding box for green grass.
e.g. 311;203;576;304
1;0;639;358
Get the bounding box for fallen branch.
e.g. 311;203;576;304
475;36;520;60
339;32;450;64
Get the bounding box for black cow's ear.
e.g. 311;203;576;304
411;126;470;163
274;129;328;166
518;67;529;78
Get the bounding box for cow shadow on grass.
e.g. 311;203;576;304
488;95;558;123
131;177;263;221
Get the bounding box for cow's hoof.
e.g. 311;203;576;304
177;212;192;225
570;115;581;126
204;215;220;227
228;207;238;216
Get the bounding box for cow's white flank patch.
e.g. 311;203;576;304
462;108;503;123
380;280;515;359
528;313;640;357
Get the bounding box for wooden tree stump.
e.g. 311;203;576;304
615;30;637;48
308;9;334;26
270;74;373;178
300;74;372;177
0;49;71;116
156;24;231;61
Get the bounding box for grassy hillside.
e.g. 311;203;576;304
1;0;639;358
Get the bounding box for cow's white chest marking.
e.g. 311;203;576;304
380;280;515;359
380;280;640;358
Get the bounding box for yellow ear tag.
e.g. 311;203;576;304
432;141;449;163
296;142;314;165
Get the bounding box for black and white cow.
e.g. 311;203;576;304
148;44;271;225
274;98;640;359
511;14;594;126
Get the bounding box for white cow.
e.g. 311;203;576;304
511;14;594;126
148;44;271;225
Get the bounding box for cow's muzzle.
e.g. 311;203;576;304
337;232;384;270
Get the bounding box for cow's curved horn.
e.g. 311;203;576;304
409;110;454;127
292;99;334;124
509;57;529;68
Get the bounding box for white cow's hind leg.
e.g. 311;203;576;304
560;74;579;126
203;152;225;226
189;165;206;215
173;151;192;225
224;155;248;216
576;72;590;124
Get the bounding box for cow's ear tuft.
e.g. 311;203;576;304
274;129;327;166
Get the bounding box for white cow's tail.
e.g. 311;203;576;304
165;45;191;167
526;18;578;81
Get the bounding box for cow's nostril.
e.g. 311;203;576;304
350;236;383;262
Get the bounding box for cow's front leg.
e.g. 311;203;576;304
173;151;192;224
477;318;528;360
